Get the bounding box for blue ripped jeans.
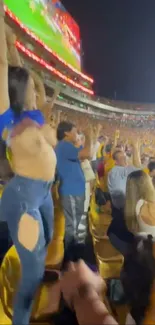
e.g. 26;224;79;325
0;175;54;325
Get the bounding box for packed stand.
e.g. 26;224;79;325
1;2;155;324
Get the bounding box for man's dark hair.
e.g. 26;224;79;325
149;157;155;163
112;150;122;161
105;143;112;153
116;144;123;149
8;66;30;116
57;121;75;141
148;161;155;173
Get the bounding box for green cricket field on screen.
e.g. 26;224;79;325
4;0;81;71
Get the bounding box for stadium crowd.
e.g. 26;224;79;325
1;1;155;325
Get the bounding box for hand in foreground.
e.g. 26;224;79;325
60;260;105;307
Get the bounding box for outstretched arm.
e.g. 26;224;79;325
5;24;22;67
40;89;60;147
0;0;10;113
55;110;61;127
42;88;60;123
132;138;141;168
92;124;102;145
111;130;119;154
79;131;92;160
30;70;46;109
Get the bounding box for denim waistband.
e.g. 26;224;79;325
13;174;53;191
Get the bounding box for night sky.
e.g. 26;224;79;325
62;0;155;103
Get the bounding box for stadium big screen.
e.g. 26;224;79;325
4;0;81;70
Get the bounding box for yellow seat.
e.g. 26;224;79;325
0;246;61;322
6;147;12;169
111;304;129;325
46;185;65;269
90;212;112;239
89;193;112;238
89;193;99;226
94;236;124;279
143;282;155;325
0;185;3;198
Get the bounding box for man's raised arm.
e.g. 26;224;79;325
0;0;10;114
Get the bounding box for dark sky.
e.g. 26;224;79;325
62;0;155;103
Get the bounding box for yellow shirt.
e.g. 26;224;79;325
143;167;149;174
6;147;13;169
0;148;13;198
102;154;115;192
0;185;3;198
97;143;104;159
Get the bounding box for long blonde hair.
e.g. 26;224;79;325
125;170;155;234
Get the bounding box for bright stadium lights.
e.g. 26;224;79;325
16;41;94;95
4;5;94;85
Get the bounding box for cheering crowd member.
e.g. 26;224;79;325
55;121;91;261
1;0;155;324
0;2;57;323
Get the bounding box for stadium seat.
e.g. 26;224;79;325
45;185;65;269
0;185;3;198
89;193;112;239
93;236;124;279
0;245;61;322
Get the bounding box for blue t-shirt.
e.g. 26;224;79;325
55;140;85;196
0;108;45;141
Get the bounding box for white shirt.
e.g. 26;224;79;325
136;199;155;237
92;141;100;161
108;165;139;209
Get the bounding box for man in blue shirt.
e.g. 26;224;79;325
55;121;86;260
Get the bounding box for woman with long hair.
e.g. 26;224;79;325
125;170;155;236
121;235;155;325
0;2;57;324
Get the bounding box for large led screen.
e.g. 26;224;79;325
4;0;81;70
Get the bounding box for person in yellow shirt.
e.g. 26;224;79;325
146;161;155;187
96;140;105;160
97;131;120;192
101;148;115;192
0;142;13;198
0;143;13;261
148;161;155;177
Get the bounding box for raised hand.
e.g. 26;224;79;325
30;70;46;109
42;88;60;123
60;260;105;308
